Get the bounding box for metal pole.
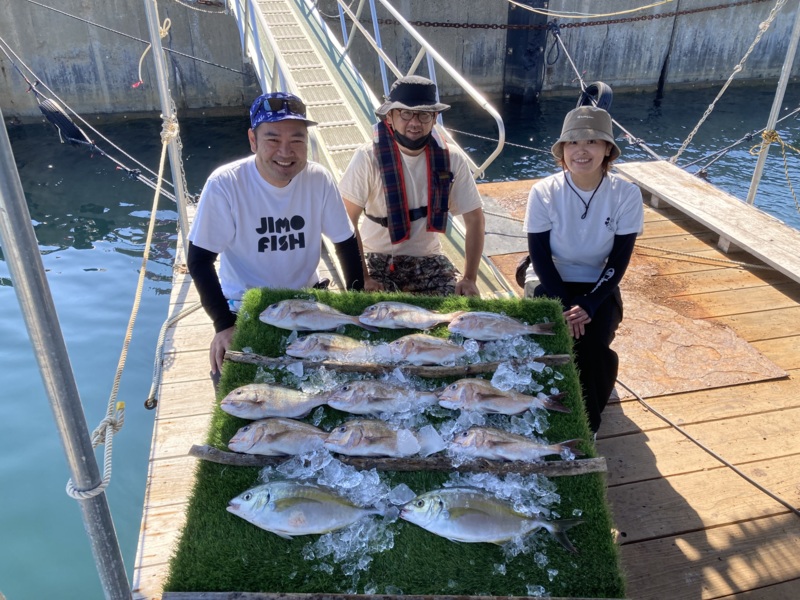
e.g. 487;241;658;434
142;0;192;252
746;1;800;205
0;112;131;598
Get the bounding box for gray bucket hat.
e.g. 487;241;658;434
376;76;450;117
551;106;621;161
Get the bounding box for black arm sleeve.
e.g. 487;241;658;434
574;233;637;319
333;234;365;291
527;231;570;308
186;241;237;333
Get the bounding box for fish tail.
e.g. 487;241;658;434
557;438;585;457
544;518;583;554
542;392;571;413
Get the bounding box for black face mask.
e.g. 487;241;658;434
393;129;431;151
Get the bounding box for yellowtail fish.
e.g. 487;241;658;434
358;301;464;330
228;417;328;455
227;481;380;538
400;487;582;552
449;427;584;461
385;333;467;365
324;418;421;457
447;311;555;340
220;383;327;419
437;378;570;414
285;333;375;363
259;299;377;332
324;380;438;415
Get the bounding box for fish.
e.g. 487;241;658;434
449;426;584;461
399;487;582;552
220;383;327;419
447;311;555;340
324;418;421;457
227;481;380;538
437;378;570;414
358;301;464;330
259;299;377;332
285;333;375;363
324;379;438;416
384;333;467;365
227;417;328;455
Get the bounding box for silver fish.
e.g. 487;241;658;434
437;378;570;414
285;333;375;363
324;418;421;457
324;380;438;416
399;487;582;552
448;311;555;340
385;333;467;365
449;427;584;461
228;417;327;455
220;383;327;419
358;301;463;330
227;481;379;538
259;299;377;332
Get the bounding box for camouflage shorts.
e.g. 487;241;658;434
366;253;459;296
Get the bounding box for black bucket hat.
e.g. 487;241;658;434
375;76;450;117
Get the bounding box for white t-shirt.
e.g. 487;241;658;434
523;171;643;282
339;143;483;256
188;156;354;301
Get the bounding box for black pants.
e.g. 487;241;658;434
531;282;623;433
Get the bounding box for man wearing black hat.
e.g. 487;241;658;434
339;75;485;296
187;91;364;380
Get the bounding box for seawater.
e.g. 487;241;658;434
1;82;799;598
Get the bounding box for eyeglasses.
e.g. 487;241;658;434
257;96;308;117
396;110;436;124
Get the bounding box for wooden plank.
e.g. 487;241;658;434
164;322;215;353
152;414;214;461
619;513;800;599
656;267;789;297
141;456;200;507
135;502;190;566
714;579;800;599
715;307;800;341
607;454;800;543
160;349;215;384
672;283;800;319
752;337;800;371
616;161;800;284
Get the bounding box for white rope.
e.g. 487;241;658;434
670;0;787;163
66;118;173;501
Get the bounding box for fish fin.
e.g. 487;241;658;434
558;438;585;457
357;321;380;333
544;518;583;554
272;530;294;540
528;321;556;335
541;392;571;413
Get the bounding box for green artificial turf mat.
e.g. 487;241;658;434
164;289;625;598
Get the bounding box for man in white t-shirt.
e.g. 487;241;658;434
339;76;485;296
188;92;363;379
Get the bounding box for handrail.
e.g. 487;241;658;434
331;0;505;179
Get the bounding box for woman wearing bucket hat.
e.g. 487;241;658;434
339;75;485;296
522;106;644;434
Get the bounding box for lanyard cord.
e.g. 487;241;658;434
564;172;604;219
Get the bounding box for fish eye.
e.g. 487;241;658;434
448;383;457;390
415;499;425;508
342;384;351;392
241;425;251;432
243;492;253;501
457;431;468;438
338;426;347;432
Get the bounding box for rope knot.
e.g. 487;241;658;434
161;115;179;143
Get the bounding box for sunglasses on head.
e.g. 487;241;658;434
257;96;308;117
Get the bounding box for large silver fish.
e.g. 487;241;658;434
449;427;584;461
437;378;570;414
259;299;377;332
227;481;379;538
285;333;375;363
358;301;463;330
220;383;327;419
324;380;438;416
399;487;582;552
447;311;555;340
324;418;421;457
228;417;327;455
385;333;467;365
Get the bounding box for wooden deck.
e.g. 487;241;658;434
133;179;800;599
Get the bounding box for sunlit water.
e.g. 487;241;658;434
2;82;799;598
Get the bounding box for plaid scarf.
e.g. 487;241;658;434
373;120;452;244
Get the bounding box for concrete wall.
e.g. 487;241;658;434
1;0;797;118
0;0;259;118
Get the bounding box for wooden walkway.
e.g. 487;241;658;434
133;180;800;599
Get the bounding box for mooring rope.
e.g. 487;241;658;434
670;0;787;163
615;380;800;520
65;117;174;501
749;130;800;216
